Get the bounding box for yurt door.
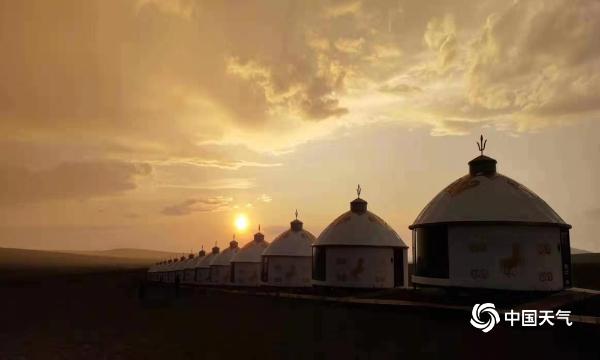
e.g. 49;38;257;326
560;230;572;288
393;248;404;287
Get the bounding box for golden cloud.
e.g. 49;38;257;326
0;161;152;205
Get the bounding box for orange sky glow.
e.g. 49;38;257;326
0;0;599;253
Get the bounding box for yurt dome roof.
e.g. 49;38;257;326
410;137;570;229
231;227;270;263
181;253;196;269
186;248;206;268
166;259;178;271
263;211;316;257
196;246;220;268
211;237;240;266
315;186;407;248
175;256;190;271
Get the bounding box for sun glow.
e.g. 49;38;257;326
234;214;249;232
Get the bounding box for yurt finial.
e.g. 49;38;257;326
469;135;497;176
291;209;303;231
254;225;265;242
477;134;487;156
351;185;368;214
211;241;220;254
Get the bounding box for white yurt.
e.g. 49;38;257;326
184;249;206;284
152;262;164;282
262;211;316;287
231;226;270;286
409;136;572;291
166;258;179;283
175;255;188;283
180;253;197;284
157;261;167;282
194;244;220;284
147;262;158;281
158;260;170;282
210;236;240;285
313;186;409;288
163;260;174;282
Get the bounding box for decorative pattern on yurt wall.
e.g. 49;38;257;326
448;226;563;290
324;247;394;288
184;268;195;283
211;265;231;284
195;268;211;284
233;262;261;286
266;257;311;287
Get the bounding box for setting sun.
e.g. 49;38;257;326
234;214;249;232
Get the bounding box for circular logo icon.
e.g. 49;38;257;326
470;303;500;333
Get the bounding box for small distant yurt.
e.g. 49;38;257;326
183;249;205;284
210;236;240;285
152;262;164;282
175;255;188;283
147;262;158;281
231;226;270;286
156;262;165;282
181;252;199;284
410;136;572;291
163;260;174;282
262;211;316;287
181;253;194;282
167;258;179;283
194;244;220;284
313;186;409;288
159;260;171;282
159;262;168;282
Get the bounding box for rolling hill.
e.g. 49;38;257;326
0;247;172;281
62;248;181;261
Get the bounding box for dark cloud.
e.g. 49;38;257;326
0;161;151;205
161;196;233;216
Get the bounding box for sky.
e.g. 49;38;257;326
0;0;599;253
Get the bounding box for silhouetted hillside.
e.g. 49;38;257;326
63;248;180;261
572;252;600;264
0;247;153;281
571;247;590;255
572;252;600;290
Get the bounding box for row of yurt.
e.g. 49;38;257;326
148;137;572;292
149;190;409;289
